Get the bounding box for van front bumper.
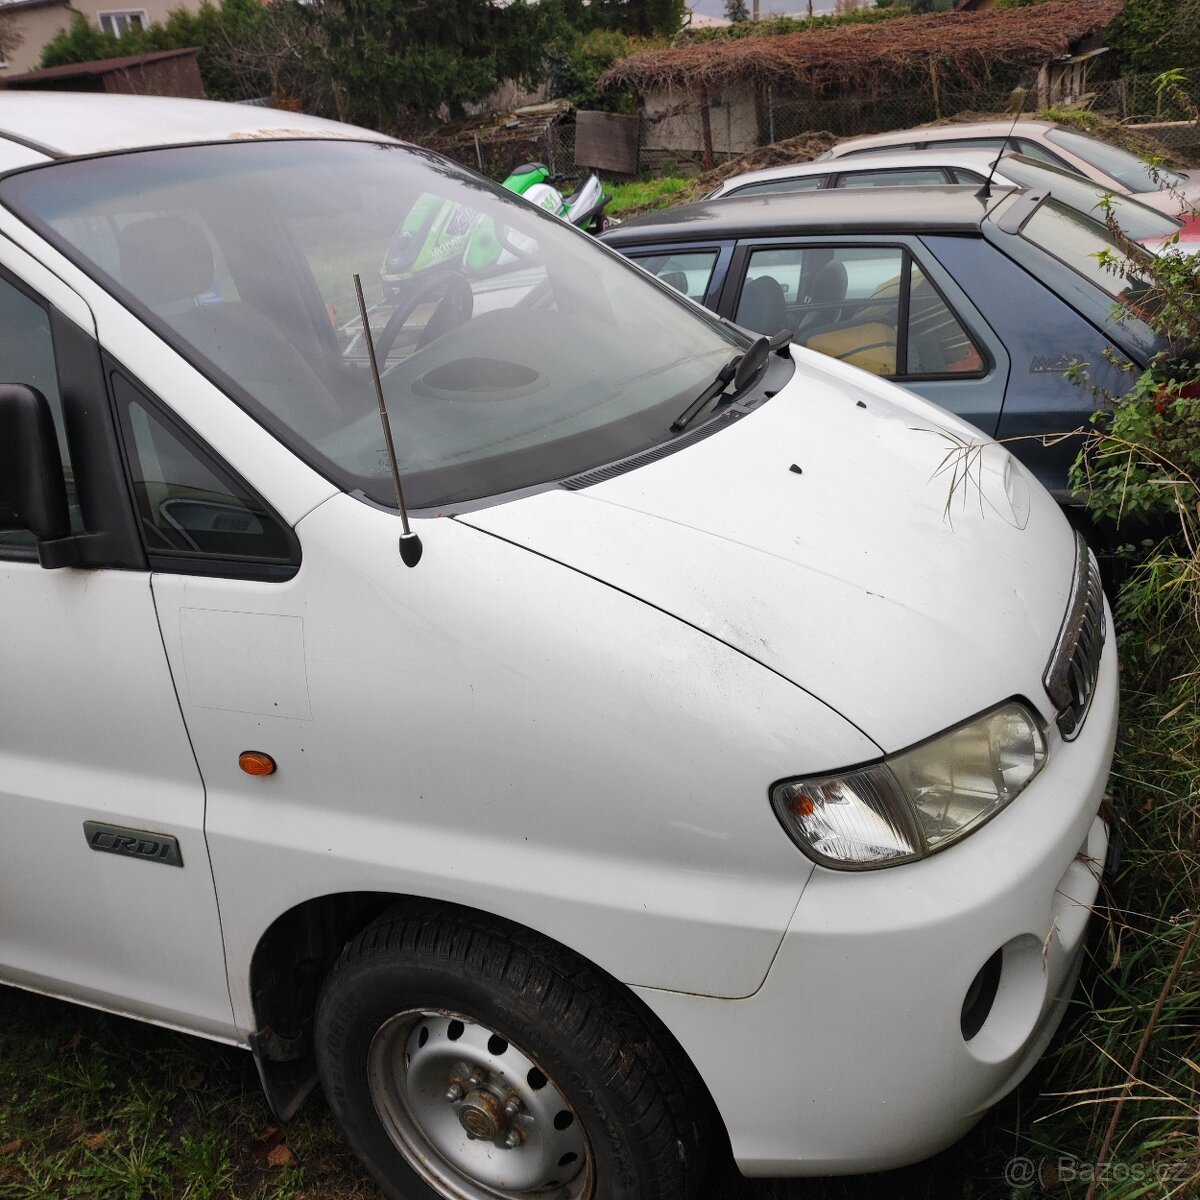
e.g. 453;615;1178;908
634;617;1117;1176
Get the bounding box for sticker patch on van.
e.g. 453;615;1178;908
83;822;183;867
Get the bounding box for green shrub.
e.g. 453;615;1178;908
546;28;636;113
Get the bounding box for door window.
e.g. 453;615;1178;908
736;245;983;378
840;143;917;156
726;176;826;198
115;376;296;571
1012;138;1073;171
629;250;719;301
838;168;951;188
0;275;78;549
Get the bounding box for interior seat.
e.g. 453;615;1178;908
794;259;849;339
117;216;343;437
736;275;788;337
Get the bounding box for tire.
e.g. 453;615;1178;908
314;904;714;1200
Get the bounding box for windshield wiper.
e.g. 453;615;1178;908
671;335;771;433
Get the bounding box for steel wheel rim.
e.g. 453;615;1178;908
368;1008;593;1200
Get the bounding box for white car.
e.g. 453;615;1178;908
706;148;1199;255
820;118;1200;218
704;147;1017;199
0;94;1115;1200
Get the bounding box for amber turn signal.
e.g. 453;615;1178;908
239;751;277;777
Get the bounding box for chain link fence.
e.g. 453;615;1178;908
1090;70;1200;122
436;69;1200;182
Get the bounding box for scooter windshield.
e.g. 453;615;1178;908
2;139;746;509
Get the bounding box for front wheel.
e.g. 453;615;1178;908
314;906;713;1200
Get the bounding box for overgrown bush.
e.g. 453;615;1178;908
546;28;637;112
1108;0;1200;76
1036;87;1200;1197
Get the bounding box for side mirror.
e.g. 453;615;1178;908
0;383;71;558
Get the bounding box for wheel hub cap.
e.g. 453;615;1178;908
458;1089;503;1140
368;1010;592;1198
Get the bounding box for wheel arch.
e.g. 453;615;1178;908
247;889;726;1151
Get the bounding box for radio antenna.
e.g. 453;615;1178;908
977;84;1028;200
353;272;423;568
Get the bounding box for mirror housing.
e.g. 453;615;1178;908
0;383;72;562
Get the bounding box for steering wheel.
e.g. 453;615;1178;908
494;219;541;264
374;270;474;363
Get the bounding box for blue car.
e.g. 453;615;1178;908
602;185;1164;508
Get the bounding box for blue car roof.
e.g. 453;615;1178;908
601;185;1013;247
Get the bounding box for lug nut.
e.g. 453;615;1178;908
468;1069;487;1089
503;1128;522;1149
503;1096;523;1118
445;1082;465;1102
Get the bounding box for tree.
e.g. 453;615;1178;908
582;0;685;36
0;8;24;66
724;0;750;20
299;0;490;129
546;27;632;110
1108;0;1200;74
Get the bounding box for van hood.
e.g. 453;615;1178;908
459;351;1078;752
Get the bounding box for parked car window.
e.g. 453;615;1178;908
840;142;917;156
0;276;79;549
117;379;294;564
1045;127;1185;193
947;167;988;185
726;176;826;198
906;263;984;374
1011;138;1073;169
1018;198;1150;303
838;168;950;188
628;250;719;300
999;157;1183;243
737;245;982;379
934;136;1011;155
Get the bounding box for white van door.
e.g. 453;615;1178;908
0;244;235;1040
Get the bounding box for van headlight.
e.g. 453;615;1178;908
770;702;1047;870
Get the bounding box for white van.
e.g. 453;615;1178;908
0;95;1114;1200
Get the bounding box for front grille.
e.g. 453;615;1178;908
1043;531;1106;741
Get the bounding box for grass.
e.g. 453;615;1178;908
0;975;1129;1199
604;175;692;218
0;992;373;1200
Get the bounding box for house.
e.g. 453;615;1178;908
0;0;203;76
600;0;1123;164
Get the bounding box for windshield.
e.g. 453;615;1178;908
1000;156;1182;243
1;140;743;509
1045;127;1185;194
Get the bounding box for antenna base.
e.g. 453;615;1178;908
399;532;423;568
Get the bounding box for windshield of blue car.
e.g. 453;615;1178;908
1000;155;1183;242
1044;127;1186;194
1;140;745;509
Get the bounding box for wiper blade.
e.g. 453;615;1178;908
671;335;771;433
